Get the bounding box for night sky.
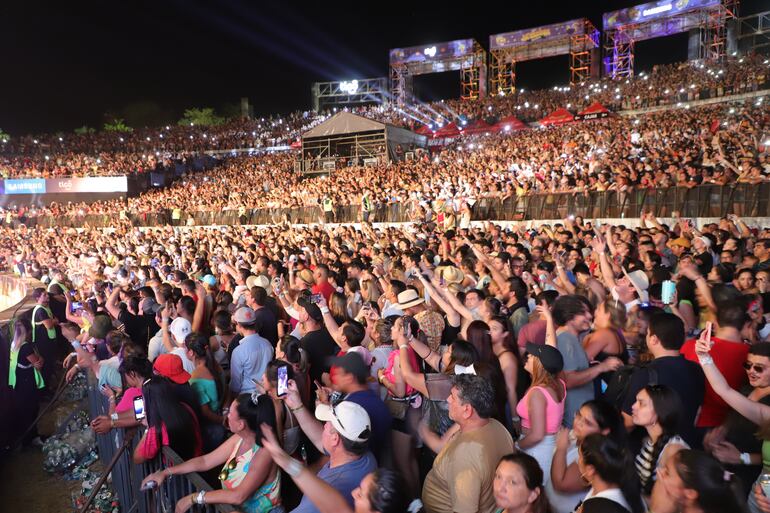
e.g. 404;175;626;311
1;0;766;134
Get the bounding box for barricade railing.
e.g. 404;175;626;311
86;377;234;513
24;183;770;228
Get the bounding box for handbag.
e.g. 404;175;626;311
385;395;409;420
385;393;422;420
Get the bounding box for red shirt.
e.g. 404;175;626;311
681;337;749;427
312;280;337;303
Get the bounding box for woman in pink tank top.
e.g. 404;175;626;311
516;342;566;487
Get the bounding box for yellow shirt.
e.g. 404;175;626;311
422;419;514;513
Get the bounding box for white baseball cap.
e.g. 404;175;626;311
315;401;371;443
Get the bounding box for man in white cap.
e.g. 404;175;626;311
229;306;273;396
394;289;444;350
283;390;377;513
592;239;649;311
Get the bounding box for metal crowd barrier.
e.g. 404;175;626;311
86;376;234;513
20;183;770;228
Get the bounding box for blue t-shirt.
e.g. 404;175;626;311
290;452;377;513
345;389;392;462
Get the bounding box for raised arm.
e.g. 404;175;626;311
696;333;770;425
283;380;324;453
105;284;123;319
259;425;354;513
191;281;207;333
418;274;462;328
316;295;345;349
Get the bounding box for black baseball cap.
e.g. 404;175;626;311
297;297;324;322
525;343;564;375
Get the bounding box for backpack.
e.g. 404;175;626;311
602;363;658;410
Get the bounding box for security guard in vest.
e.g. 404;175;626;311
322;195;335;224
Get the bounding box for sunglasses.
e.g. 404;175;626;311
744;362;767;373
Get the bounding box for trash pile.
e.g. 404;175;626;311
70;471;120;513
41;373;120;512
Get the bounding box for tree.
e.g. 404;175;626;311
74;125;96;135
178;107;226;127
103;118;133;132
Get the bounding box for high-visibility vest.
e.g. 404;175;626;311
323;198;333;211
32;305;56;343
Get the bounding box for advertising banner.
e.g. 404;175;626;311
490;19;586;50
4;179;46;195
389;39;475;65
45;176;128;193
603;0;720;30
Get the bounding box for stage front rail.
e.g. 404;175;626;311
20;183;770;228
86;376;235;513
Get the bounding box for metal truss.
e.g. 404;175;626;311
604;1;737;79
311;78;388;112
389;40;486;106
570;22;600;84
604;29;635;79
462;42;488;100
489;49;516;96
700;1;739;62
489;19;599;94
737;9;770;54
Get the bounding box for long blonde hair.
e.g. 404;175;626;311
360;279;381;303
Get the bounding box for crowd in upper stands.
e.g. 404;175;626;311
3;94;770;226
1;55;767;181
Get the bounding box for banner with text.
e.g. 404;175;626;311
389;39;475;66
490;19;586;50
2;177;127;195
603;0;720;30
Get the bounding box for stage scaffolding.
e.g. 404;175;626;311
311;78;387;112
490;18;599;94
603;0;738;79
737;10;770;54
389;39;487;106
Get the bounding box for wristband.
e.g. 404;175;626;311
698;355;715;366
290;405;304;413
399;344;409;350
195;491;206;505
111;413;119;421
70;340;82;351
740;452;751;465
320;306;330;315
285;459;303;478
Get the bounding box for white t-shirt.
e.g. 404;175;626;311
171;347;195;374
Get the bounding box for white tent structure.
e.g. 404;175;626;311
298;112;427;173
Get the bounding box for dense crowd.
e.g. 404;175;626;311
0;56;767;179
5;207;770;513
3;95;770;226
